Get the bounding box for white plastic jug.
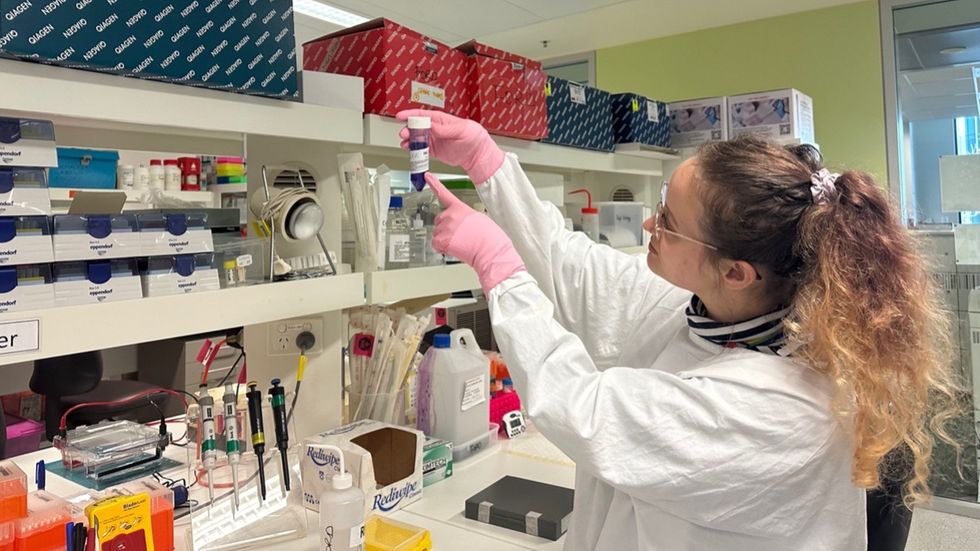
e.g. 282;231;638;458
424;329;490;456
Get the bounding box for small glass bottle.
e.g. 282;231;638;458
409;214;428;268
385;196;411;270
407;116;431;192
222;259;238;288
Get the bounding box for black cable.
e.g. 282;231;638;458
176;390;201;406
233;350;247;399
215;351;244;388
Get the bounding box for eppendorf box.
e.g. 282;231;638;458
302;420;423;516
0;0;299;99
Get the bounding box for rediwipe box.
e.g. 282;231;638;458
728;88;814;144
456;41;547;140
669;97;728;148
302;18;468;117
0;0;299;99
302;420;423;516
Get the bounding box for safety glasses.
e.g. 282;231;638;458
653;181;719;251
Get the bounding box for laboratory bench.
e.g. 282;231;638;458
7;423;573;550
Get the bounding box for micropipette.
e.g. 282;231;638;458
245;381;268;500
198;386;217;511
222;384;241;510
269;378;290;496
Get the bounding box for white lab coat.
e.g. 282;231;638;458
476;154;866;550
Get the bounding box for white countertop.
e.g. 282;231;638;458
9;424;574;550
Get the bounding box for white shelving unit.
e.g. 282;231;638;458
0;275;364;367
0;58;670;433
366;264;481;304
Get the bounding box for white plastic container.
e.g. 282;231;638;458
148;160;165;190
135;165;150;190
423;329;491;462
310;443;365;551
117;164;135;190
164;160;181;191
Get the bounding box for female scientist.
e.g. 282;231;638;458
396;109;957;550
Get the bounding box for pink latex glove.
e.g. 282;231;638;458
395;109;506;185
426;173;526;294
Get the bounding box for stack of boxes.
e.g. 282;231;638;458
670;89;814;149
216;158;247;185
0;118;57;314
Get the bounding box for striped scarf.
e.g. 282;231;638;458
685;296;792;355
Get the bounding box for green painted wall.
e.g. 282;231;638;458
597;1;887;181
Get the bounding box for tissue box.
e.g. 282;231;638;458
0;118;56;168
302;420;423;515
141;254;220;297
541;76;614;152
0;217;53;266
728;89;814;144
53;214;140;261
669;97;728;148
47;148;119;190
610;93;670;148
457;41;547;140
0;265;55;314
136;213;214;257
0;168;51;216
422;437;453;487
53;259;142;306
302;18;468;117
0;0;298;99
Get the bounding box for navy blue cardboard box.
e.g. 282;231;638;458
610;93;671;148
0;0;298;100
541;75;614;152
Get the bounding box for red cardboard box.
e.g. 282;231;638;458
302;18;468;117
457;41;548;140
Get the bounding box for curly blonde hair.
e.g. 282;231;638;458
696;136;961;506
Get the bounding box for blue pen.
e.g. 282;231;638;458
65;522;74;551
35;460;45;491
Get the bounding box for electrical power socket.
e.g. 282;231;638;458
268;318;323;356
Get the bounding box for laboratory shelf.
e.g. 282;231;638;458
0;273;365;367
613;142;680;159
48;188;215;205
362;115;665;176
365;264;480;304
0;59;363;152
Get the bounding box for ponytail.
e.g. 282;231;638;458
791;170;960;506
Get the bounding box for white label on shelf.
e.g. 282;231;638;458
350;522;365;547
388;234;410;263
569;84;586;106
411;81;446;108
461;375;486;412
0;319;39;355
236;254;253;268
647;100;660;123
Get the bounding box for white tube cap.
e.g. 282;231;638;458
332;472;353;490
407;116;431;130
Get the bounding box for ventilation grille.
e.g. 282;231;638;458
611;187;635;202
273;169;317;190
447;301;497;351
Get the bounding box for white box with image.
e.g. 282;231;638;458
728;88;814;144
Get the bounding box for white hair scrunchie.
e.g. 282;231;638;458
810;168;840;205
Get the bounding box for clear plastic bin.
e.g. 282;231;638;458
365;515;432;551
3;415;43;458
213;238;267;287
14;491;71;551
0;463;27;523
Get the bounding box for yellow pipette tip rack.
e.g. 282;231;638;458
365;515;432;551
